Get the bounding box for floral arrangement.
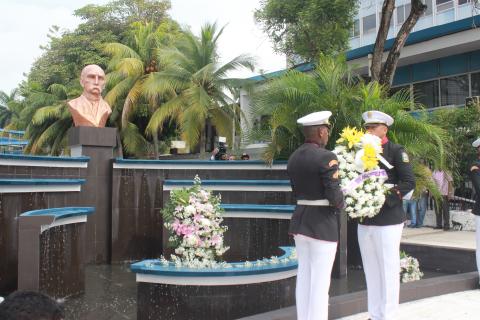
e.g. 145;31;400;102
333;127;389;220
400;251;424;283
154;249;297;269
162;175;229;268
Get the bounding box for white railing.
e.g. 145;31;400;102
349;1;475;49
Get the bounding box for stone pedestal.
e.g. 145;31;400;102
68;127;116;263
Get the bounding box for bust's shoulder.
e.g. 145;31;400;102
68;95;86;110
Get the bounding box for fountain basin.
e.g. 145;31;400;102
131;246;297;320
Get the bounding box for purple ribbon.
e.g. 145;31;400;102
341;169;388;194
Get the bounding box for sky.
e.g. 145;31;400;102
0;0;286;94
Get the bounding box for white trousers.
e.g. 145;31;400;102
476;216;480;281
358;223;404;320
294;234;337;320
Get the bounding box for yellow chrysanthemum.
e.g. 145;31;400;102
361;143;379;170
337;126;364;149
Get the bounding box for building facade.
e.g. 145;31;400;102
241;0;480;139
350;0;480;109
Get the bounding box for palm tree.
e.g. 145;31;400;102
23;83;77;155
248;55;359;161
248;55;450;195
142;22;255;153
0;89;23;129
104;21;181;158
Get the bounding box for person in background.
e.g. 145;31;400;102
0;291;64;320
432;169;453;230
240;153;250;160
403;197;418;228
416;189;429;228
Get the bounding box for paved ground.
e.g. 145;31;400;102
338;290;480;320
402;226;476;250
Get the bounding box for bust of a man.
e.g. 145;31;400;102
68;64;112;127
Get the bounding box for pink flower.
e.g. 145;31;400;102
210;235;221;246
172;219;181;232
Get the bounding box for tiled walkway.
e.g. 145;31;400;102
402;227;476;250
338;290;480;320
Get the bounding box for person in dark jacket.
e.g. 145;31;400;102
358;110;415;320
287;110;344;320
469;137;480;284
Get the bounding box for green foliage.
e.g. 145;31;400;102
0;89;23;129
104;20;182;158
23;83;76;155
248;55;449;195
143;22;255;151
429;103;480;186
255;0;358;61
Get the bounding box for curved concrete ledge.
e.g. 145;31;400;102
21;207;95;233
221;204;294;219
131;246;297;286
133;247;297;319
163;179;291;192
0;154;89;168
0;178;86;193
18;207;95;298
113;158;287;170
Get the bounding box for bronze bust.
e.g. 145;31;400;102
68;64;112;127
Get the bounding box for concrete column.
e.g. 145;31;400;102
68;127;117;263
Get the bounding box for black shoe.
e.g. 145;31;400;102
443;227;450;231
433;226;442;229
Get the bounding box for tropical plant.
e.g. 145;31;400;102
0;89;23;129
429;102;480;190
248;55;450;196
104;21;182;158
254;0;357;61
142;22;255;152
23;83;79;155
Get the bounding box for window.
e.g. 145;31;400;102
458;0;471;5
396;4;412;25
471;72;480;96
440;75;469;106
413;80;439;109
436;0;454;12
363;14;376;34
423;0;433;16
351;19;360;37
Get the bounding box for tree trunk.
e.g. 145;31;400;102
379;0;427;87
370;0;395;82
199;127;206;154
153;132;159;159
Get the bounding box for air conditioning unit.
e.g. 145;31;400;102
465;96;480;106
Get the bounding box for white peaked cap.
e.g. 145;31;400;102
362;110;394;126
297;111;332;127
473;138;480;148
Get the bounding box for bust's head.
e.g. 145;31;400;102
80;64;106;101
